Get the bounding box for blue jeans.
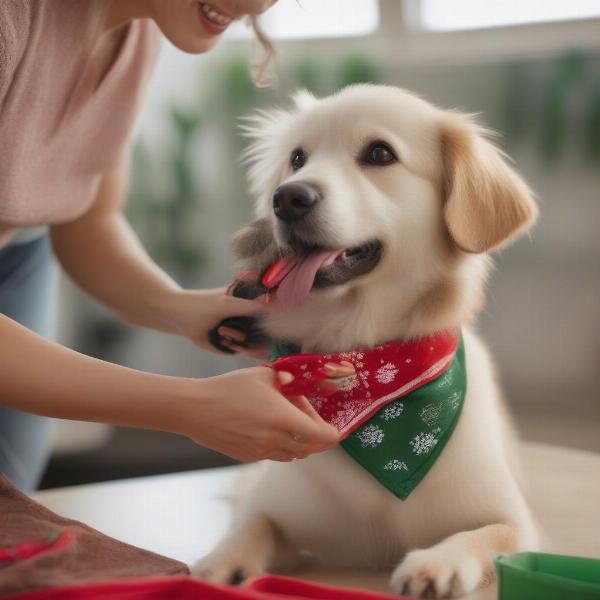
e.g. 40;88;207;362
0;235;57;491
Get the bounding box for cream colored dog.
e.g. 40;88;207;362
194;85;539;598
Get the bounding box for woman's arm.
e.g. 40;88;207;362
50;162;257;352
0;315;339;461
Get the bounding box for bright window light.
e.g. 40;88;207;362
421;0;600;31
226;0;379;39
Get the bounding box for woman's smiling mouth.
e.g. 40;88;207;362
197;2;233;33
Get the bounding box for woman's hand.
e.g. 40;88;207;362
50;167;269;358
162;288;270;357
177;366;341;462
0;316;339;463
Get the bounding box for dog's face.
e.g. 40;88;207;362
236;85;537;351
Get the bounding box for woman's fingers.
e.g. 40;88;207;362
220;292;267;317
287;394;322;423
283;411;341;453
276;371;294;386
276;372;323;420
272;371;341;452
322;361;356;378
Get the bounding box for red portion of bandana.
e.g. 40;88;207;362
266;331;459;438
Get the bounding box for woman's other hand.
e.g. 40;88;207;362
177;366;341;462
162;287;270;357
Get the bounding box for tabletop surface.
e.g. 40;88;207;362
34;442;600;600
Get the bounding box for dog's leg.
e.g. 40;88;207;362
192;513;298;585
390;523;524;598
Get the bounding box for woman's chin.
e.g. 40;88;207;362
169;32;221;55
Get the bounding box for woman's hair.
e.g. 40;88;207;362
250;15;275;87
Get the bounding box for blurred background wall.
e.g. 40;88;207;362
42;0;600;487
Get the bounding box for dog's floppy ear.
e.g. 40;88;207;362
440;114;538;253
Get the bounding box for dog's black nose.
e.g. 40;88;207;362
273;182;321;222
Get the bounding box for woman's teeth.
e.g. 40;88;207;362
198;2;232;27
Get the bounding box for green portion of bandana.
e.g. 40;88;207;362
271;337;466;501
269;340;300;361
341;338;466;500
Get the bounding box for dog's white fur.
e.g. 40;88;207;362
194;85;539;598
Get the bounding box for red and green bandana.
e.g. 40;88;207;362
268;331;466;500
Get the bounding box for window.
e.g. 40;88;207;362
226;0;379;40
421;0;600;31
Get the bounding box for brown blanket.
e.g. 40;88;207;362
0;475;189;597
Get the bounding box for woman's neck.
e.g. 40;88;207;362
102;0;150;32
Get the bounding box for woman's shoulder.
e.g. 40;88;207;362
0;1;33;100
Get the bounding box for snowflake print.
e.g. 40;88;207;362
447;390;462;410
380;403;404;421
338;350;365;369
333;350;370;397
384;459;409;472
330;412;348;430
339;374;359;392
376;362;399;384
355;424;384;448
437;371;453;389
409;429;441;455
357;368;370;389
339;369;370;397
419;403;441;427
308;395;328;412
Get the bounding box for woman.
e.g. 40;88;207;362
0;0;339;491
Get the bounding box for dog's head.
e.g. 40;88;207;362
235;85;537;352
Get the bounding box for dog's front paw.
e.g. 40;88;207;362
390;547;483;598
191;551;266;586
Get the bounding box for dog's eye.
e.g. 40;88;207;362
290;148;306;171
362;142;398;166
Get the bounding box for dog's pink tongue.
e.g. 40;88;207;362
265;250;338;309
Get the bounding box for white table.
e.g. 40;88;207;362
34;443;600;599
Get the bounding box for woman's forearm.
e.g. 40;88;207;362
50;164;182;333
0;314;193;432
52;211;181;331
50;165;265;353
0;315;341;462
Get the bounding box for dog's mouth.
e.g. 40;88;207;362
262;240;383;309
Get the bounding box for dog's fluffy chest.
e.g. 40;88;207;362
242;331;524;564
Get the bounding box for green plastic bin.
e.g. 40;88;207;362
496;552;600;600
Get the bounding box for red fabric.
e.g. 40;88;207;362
3;577;263;600
0;532;73;564
5;575;410;600
247;575;405;600
266;330;459;438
